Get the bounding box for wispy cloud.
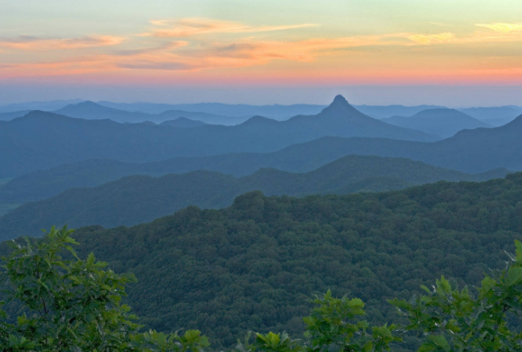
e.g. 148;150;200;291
407;32;456;44
0;32;476;76
0;35;124;50
113;41;188;56
142;18;319;38
428;22;453;27
476;23;522;33
4;17;522;81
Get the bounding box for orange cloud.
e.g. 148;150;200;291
0;33;479;78
3;18;522;83
142;18;318;38
0;36;124;50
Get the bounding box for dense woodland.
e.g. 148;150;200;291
2;174;516;348
4;227;522;351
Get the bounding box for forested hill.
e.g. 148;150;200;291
18;173;519;349
0;155;510;240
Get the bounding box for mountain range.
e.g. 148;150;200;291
160;117;208;128
0;155;510;240
460;106;522;127
2;108;520;203
383;108;490;138
2;98;521;122
55;101;247;125
0;99;83;113
99;101;328;118
0;95;435;178
354;104;446;119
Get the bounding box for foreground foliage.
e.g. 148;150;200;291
3;227;522;351
0;226;209;351
389;241;522;352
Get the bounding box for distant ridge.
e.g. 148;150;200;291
0;155;509;239
460;106;522;127
98;101;327;117
384;108;490;138
56;101;244;125
0;99;84;113
98;100;448;119
0;96;437;178
160;117;208;128
354;104;446;119
0;110;30;121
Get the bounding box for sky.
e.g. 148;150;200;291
1;0;522;105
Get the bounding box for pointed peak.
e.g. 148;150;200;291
327;95;356;112
332;95;349;105
318;94;369;120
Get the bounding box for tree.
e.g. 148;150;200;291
235;290;400;352
390;240;522;352
0;226;209;352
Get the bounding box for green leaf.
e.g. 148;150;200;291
430;335;449;349
515;240;522;262
505;266;522;287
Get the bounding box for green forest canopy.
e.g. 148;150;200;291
18;173;517;348
5;227;522;351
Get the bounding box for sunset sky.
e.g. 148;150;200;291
1;0;522;105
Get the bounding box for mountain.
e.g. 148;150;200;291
0;111;193;178
2;174;520;348
383;108;490;138
460;106;522;127
100;100;445;120
0;110;30;121
55;101;244;125
0;96;436;178
0;99;83;113
0;155;510;238
100;101;327;118
354;104;446;119
160;117;208;128
55;101;154;123
157;110;246;125
2;110;518;203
